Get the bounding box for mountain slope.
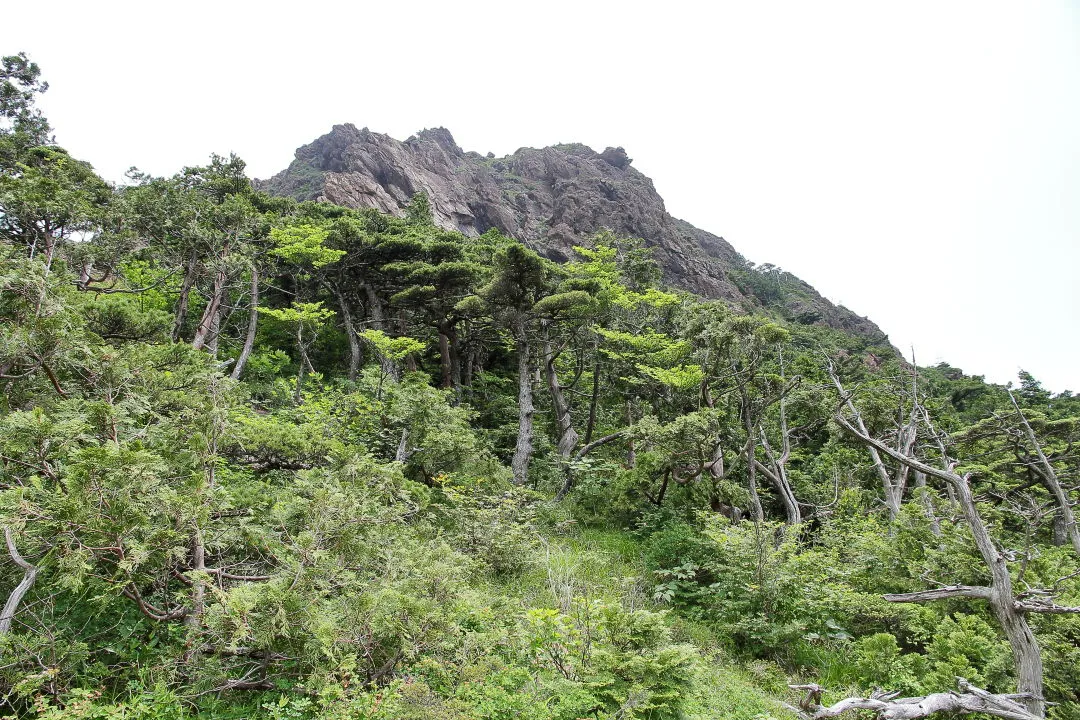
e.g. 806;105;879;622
259;124;885;340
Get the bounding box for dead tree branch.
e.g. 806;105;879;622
791;678;1040;720
1;527;39;635
1008;390;1080;556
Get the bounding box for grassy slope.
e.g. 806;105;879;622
487;526;797;720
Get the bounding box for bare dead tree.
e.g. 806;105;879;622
754;401;801;524
1008;389;1080;556
832;372;1080;718
911;468;943;537
827;358;916;523
746;351;801;524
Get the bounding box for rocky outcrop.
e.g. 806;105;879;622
259;124;885;340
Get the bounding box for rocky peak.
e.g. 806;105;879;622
258;126;887;341
409;127;462;155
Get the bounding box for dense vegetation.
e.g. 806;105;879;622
1;54;1078;719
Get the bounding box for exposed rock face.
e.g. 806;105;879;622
259;124;885;340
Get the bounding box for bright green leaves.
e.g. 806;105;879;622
569;239;677;311
261;302;337;400
847;616;1013;696
573;231;663;292
260;301;335;327
521;599;697;720
359;329;425;365
595;326;699;390
531;289;595;318
637;363;705;391
453;293;486;316
405;190;434;226
571;243;620;287
595;327;689;364
269;223;345;268
612;285;680;310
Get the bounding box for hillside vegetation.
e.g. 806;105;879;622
1;53;1078;720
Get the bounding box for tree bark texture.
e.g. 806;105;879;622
231;266;260;381
511;323;534;486
362;282;384;331
543;338;579;459
172;252;199;343
332;284;361;382
191;266;228;351
583;335;601;445
793;678;1042;720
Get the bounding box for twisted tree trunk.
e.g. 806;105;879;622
828;369;911;522
192;266;228;351
755;383;801;525
543;337;579;459
0;528;37;636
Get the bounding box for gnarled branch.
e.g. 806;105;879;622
121;582;189;622
1;527;38;635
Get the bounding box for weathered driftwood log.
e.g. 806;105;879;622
789;679;1042;720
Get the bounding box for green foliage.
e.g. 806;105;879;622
260;301;335;327
638;362;704;390
439;482;539;576
850;632;927;693
1;52;51;142
358;329;425;364
0;144;111;254
269;222;344;268
922;614;1013;692
517;600;698;719
2;52;1078;719
405;191;434;226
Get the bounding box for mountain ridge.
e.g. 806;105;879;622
258;123;887;341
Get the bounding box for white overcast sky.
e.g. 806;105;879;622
4;1;1078;391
